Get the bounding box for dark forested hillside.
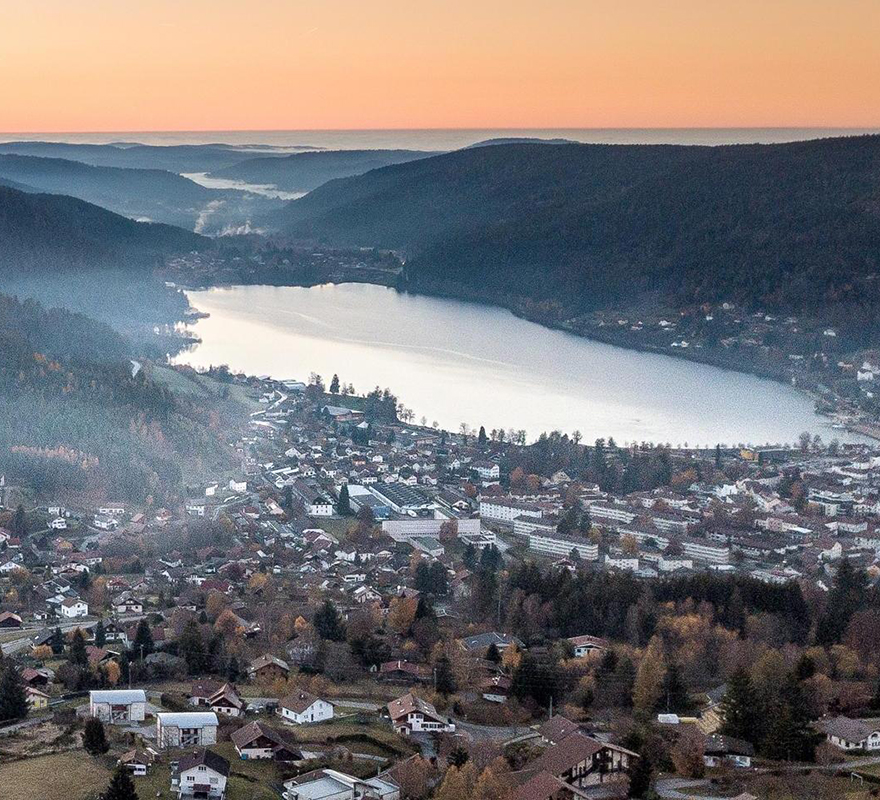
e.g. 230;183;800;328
0;185;204;273
212;149;438;193
278;135;880;322
0;294;238;503
0;155;228;228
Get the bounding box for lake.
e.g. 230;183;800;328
174;283;856;447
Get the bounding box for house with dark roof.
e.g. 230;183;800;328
172;749;229;799
820;716;880;751
279;690;334;725
534;731;637;788
230;720;301;761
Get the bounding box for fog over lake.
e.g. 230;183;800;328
174;283;855;447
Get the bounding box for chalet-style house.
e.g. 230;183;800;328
820;716;880;751
386;693;455;735
230;721;301;761
279;690;334;725
172;748;229;800
248;654;290;683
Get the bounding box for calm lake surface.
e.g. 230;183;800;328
175;283;855;447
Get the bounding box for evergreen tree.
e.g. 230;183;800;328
227;655;241;682
313;600;346;642
434;655;457;695
485;642;501;664
11;504;26;537
816;559;867;646
94;620;106;648
446;744;469;767
720;668;762;745
0;663;28;722
462;543;477;570
83;716;109;755
49;627;64;655
477;426;487;446
133;619;154;656
69;629;88;667
761;675;817;762
102;764;138;800
627;753;654;799
329;374;340;394
337;484;351;516
714;444;722;469
660;662;691;713
178;620;208;674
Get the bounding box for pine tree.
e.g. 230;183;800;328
627;753;654;799
0;663;28;722
83;716;109;755
11;504;26;536
434;655;457;696
133;619;154;656
337;484;351;516
446;744;469;767
102;764;138;800
94;620;106;648
329;374;340;394
719;668;762;745
69;629;88;666
49;627;64;655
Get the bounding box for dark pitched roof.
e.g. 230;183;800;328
177;748;230;777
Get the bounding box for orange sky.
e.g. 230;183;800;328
2;0;878;132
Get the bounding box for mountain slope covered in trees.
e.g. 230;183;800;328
0;294;240;503
0;155;229;228
0;185;205;273
277;136;880;327
212;149;438;193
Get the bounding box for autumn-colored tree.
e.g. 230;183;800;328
670;728;705;778
214;608;242;638
205;591;227;621
501;642;523;672
472;765;510;800
388;597;418;635
621;534;639;557
32;645;53;661
633;636;667;711
105;661;122;686
434;762;477;800
393;755;435;800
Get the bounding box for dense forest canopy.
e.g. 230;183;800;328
0;293;235;502
0;185;204;273
277;136;880;328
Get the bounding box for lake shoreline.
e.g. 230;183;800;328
172;268;880;442
172;280;869;446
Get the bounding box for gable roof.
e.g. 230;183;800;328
281;690;323;714
177;748;230;777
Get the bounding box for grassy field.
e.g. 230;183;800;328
0;751;111;800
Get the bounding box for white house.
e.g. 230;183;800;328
821;716;880;751
279;691;334;725
567;634;610;658
60;598;89;618
283;769;399;800
386;693;455;735
156;712;219;749
90;689;147;724
173;749;229;799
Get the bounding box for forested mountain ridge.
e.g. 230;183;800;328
0;293;240;503
211;149;438;193
277;135;880;323
0;185;205;273
0;154;226;228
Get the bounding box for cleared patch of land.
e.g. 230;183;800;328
0;751;111;800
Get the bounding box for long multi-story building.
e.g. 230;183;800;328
479;498;543;524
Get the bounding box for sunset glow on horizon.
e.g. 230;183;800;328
2;0;879;133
